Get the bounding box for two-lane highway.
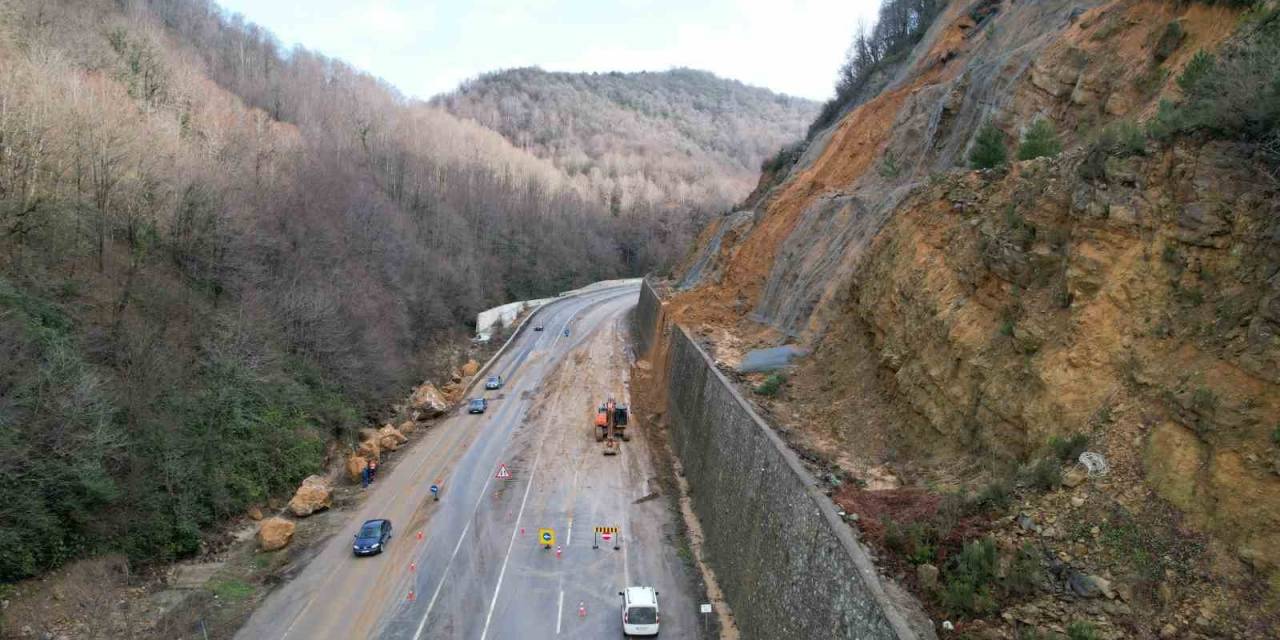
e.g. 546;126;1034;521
237;281;700;639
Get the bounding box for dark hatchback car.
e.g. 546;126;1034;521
468;398;488;414
352;519;392;556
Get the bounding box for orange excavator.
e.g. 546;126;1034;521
594;398;629;455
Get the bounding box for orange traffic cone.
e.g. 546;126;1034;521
578;602;586;618
408;588;416;602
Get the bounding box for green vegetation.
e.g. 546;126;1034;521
1147;13;1280;171
970;122;1009;169
753;373;788;396
810;0;945;137
1272;424;1280;446
884;519;939;565
0;278;347;580
208;578;256;601
761;141;807;174
941;538;999;616
998;319;1016;337
1067;621;1101;640
971;478;1015;513
1153;20;1186;63
879;151;903;179
1049;434;1089;462
2;0;717;582
1017;119;1063;161
1024;457;1064;491
1078;120;1147;180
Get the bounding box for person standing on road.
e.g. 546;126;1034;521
361;465;370;488
369;459;378;482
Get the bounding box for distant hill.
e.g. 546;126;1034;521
435;67;819;217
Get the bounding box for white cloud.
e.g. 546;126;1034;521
217;0;882;101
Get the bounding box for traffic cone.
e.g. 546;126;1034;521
416;531;424;541
407;588;416;602
578;602;586;618
409;561;416;572
556;545;562;559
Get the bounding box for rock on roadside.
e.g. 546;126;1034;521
257;517;295;551
378;424;408;452
409;382;449;418
287;475;332;517
346;455;369;483
461;359;480;377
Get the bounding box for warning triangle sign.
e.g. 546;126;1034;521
495;463;512;480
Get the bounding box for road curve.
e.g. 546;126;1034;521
236;282;700;640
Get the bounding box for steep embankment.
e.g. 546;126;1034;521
669;0;1278;636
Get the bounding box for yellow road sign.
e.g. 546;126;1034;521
538;528;556;547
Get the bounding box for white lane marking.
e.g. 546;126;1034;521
566;517;573;547
412;471;496;640
479;441;545;640
556;589;564;635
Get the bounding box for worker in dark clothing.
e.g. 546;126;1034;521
361;465;370;488
369;459;378;482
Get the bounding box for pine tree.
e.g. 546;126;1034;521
1017;118;1062;161
969;121;1008;169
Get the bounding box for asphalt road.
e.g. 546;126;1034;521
236;281;700;640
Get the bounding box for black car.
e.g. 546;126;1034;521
468;398;488;414
534;324;544;331
352;519;392;556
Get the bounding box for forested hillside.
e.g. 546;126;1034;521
0;0;794;582
435;67;818;219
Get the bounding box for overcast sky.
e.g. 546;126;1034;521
214;0;881;102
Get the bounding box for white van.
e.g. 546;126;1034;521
619;586;660;636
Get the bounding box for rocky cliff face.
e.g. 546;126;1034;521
668;0;1279;634
839;143;1279;571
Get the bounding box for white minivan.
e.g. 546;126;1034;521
619;586;660;636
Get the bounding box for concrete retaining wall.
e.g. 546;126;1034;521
632;277;662;355
637;279;920;640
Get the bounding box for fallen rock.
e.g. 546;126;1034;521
346;455;370;482
450;368;462;383
356;438;381;462
1068;571;1110;599
1160;623;1178;639
257;517;295;551
378;424;408;451
917;563;939;591
247;505;264;521
358;427;380;443
441;381;462;401
287;475;332;517
410;383;449;417
461;359;480;377
1063;466;1088;488
398;420;417;435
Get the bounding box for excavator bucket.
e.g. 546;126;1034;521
603;438;619;455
